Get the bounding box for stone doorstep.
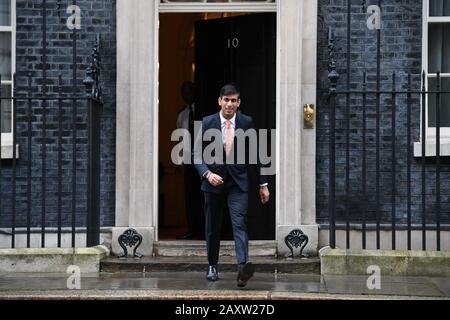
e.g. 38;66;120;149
100;256;320;274
153;241;278;257
320;248;450;277
0;245;110;273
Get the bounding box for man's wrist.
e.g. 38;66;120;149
203;170;212;180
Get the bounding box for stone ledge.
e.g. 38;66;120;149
414;140;450;157
0;245;110;273
100;256;320;274
320;248;450;277
1;144;20;160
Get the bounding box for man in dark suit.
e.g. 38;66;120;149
193;84;270;287
176;81;204;240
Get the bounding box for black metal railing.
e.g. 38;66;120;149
325;1;449;251
327;31;448;251
0;0;103;249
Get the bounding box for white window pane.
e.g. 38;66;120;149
1;84;11;133
430;0;450;16
428;23;450;73
0;32;11;80
428;77;450;127
0;0;10;26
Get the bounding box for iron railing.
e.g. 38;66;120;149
327;1;449;251
0;85;102;248
0;0;102;249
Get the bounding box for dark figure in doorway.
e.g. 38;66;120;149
193;84;270;287
176;81;204;240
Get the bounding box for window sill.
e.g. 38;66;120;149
414;140;450;157
1;144;20;160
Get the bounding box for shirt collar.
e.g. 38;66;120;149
219;112;236;126
187;103;195;111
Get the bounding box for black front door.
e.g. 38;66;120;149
195;13;276;240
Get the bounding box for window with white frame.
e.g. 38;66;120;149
424;0;450;137
0;0;14;145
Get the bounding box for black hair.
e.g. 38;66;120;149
220;84;240;98
181;81;195;93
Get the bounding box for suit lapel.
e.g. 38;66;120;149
235;112;241;130
214;112;221;131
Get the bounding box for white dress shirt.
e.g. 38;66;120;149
218;112;268;188
176;104;195;130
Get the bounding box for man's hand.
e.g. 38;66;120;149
207;173;224;187
260;186;270;204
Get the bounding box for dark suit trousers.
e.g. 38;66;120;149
204;178;249;267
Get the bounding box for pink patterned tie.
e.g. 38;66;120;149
225;120;232;155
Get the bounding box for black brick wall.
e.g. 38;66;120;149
3;0;447;235
0;0;116;229
317;0;450;225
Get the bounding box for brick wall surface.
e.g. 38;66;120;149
3;0;447;236
317;0;450;225
0;0;116;230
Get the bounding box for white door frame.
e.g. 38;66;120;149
154;2;280;241
115;0;318;256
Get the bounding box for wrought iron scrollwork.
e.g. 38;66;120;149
118;229;144;259
56;0;62;19
83;34;102;101
284;229;309;259
328;27;340;94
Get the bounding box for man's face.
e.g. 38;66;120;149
219;94;240;119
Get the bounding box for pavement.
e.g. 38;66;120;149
0;271;449;300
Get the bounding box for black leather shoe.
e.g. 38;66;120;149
237;262;254;287
206;265;218;282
